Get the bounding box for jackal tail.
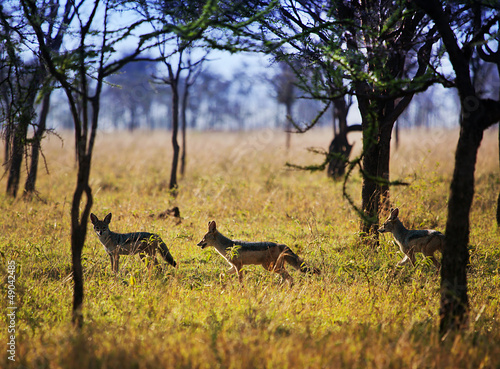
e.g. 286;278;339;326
159;242;177;267
281;247;320;275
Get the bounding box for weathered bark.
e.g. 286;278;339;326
24;92;51;196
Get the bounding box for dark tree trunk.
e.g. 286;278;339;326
439;100;500;337
378;119;393;212
169;78;180;195
413;0;500;336
360;116;381;240
24;92;51;196
69;93;99;327
327;134;351;179
327;125;361;179
180;82;189;177
332;101;338;136
440;113;482;335
3;116;13;168
70;156;93;327
359;105;400;243
6;111;30;198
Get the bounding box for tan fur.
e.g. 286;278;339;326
197;221;320;284
378;208;444;270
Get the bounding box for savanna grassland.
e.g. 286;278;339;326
1;126;499;369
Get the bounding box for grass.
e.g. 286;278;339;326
1;126;499;368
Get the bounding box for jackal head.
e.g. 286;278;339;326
197;220;217;249
378;208;399;234
90;213;112;237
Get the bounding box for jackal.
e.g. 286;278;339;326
90;213;176;272
378;208;443;269
197;220;320;283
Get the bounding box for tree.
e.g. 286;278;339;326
0;10;43;198
22;0;170;326
0;0;73;198
415;0;500;336
254;0;440;243
22;0;270;325
152;43;207;193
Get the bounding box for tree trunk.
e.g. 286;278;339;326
169;80;180;195
332;102;338;136
378;120;393;212
328;98;354;179
69;92;99;327
3;115;13;168
439;113;483;335
70;157;93;328
360;116;381;242
24;92;51;197
6;112;29;198
180;82;189;177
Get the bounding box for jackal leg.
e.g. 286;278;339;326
397;254;411;266
429;255;440;270
423;239;442;270
219;264;241;282
277;269;293;286
109;253;119;273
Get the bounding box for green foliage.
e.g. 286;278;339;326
0;128;499;368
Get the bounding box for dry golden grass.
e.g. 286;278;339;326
1;126;499;368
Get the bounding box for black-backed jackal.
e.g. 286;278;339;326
197;220;320;284
90;213;176;273
378;208;444;270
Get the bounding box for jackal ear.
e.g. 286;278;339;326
208;220;216;232
104;213;112;224
90;213;98;224
391;208;399;219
